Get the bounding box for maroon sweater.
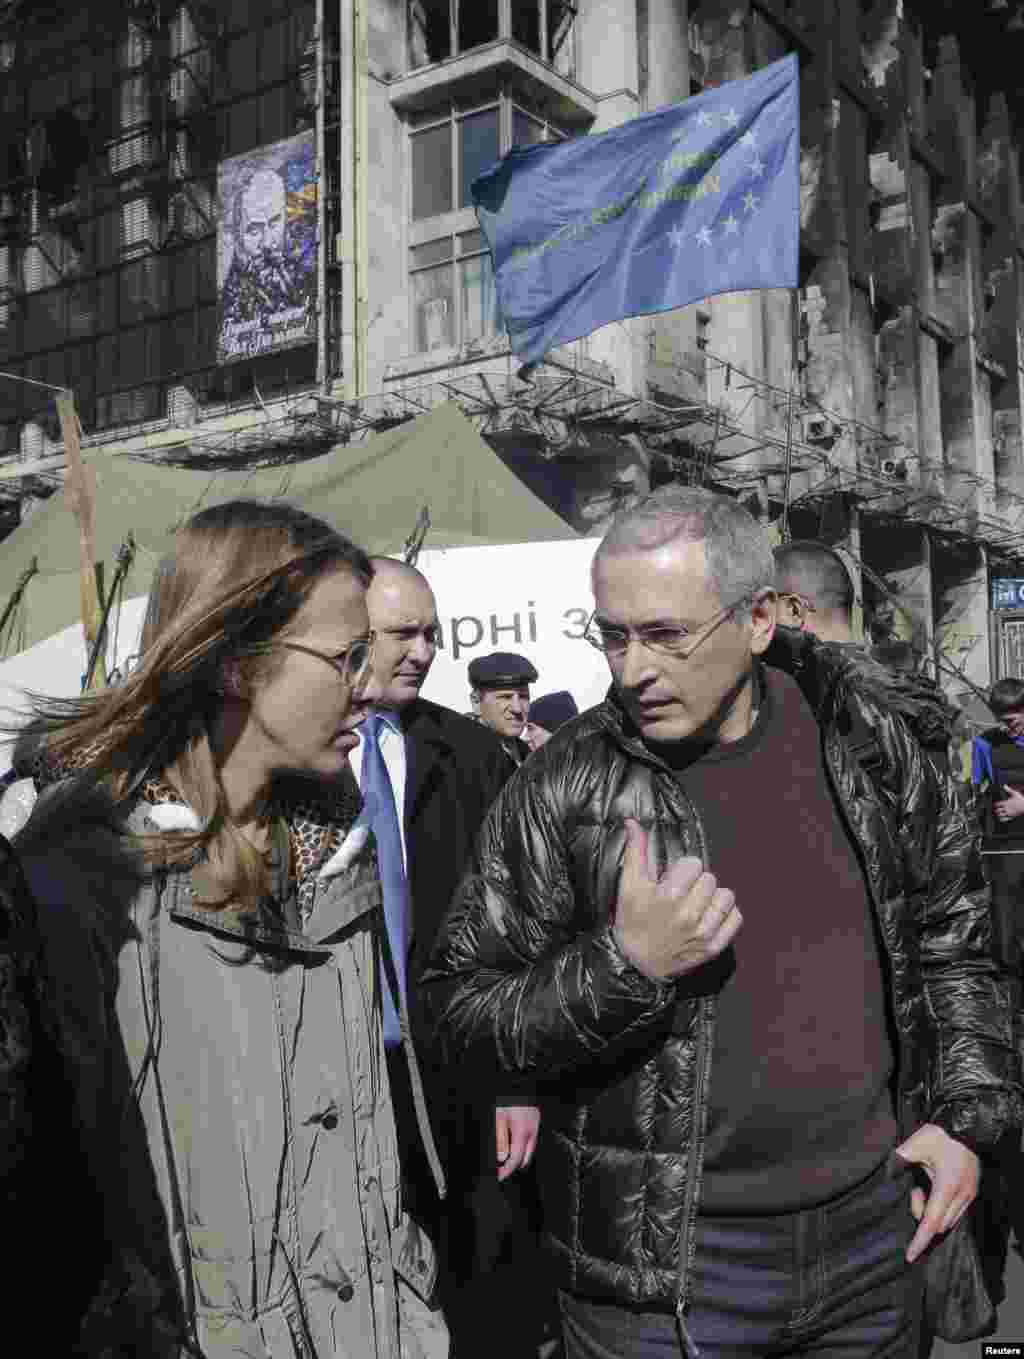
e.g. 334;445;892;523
668;665;899;1214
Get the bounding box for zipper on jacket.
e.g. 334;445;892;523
675;994;714;1319
675;1305;703;1359
595;699;720;1315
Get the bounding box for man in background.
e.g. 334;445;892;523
468;651;550;770
529;691;579;737
770;538;957;777
972;677;1024;995
773;538;858;644
359;559;553;1358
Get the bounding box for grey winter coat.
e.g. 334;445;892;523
14;780;443;1359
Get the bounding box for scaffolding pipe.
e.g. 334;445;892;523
315;0;327;389
352;0;369;396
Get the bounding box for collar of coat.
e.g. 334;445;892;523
144;775;366;885
400;695;464;746
764;627;959;752
593;635;957;765
27;745;366;886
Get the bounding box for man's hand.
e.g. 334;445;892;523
994;783;1024;822
894;1124;981;1263
495;1105;541;1182
522;723;552;752
613;818;741;981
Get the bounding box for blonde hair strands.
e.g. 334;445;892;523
15;500;373;911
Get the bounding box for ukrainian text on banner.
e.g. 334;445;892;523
0;540;611;777
472;54;800;367
217;130;318;364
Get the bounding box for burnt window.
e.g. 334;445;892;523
408;1;577;76
0;0;332;458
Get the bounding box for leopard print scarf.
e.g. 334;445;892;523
25;745;363;918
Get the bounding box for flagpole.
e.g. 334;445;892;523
779;288;800;542
56;389;106;693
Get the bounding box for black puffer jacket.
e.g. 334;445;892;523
423;638;1023;1313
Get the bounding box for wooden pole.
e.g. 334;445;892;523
779;289;800;543
56;390;105;692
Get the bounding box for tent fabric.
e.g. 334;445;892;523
0;402;577;655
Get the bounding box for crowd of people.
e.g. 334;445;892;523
0;488;1022;1359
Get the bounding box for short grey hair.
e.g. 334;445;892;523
593;485;775;614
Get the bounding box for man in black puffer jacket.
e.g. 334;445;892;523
423;487;1023;1359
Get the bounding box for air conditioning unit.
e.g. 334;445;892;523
805;416;842;446
880;456;908;479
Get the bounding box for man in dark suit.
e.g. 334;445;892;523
356;557;548;1358
468;651;551;773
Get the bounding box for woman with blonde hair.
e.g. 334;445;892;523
8;499;447;1359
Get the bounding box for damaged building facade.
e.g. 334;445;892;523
3;0;1024;721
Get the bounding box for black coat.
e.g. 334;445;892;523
401;696;510;992
0;834;107;1348
389;698;519;1269
423;641;1023;1315
398;704;552;1359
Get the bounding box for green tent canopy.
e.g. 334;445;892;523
0;401;578;656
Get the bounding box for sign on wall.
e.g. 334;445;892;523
992;578;1024;610
0;539;611;776
217;130;318;364
414;538;609;716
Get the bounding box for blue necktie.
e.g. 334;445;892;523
359;712;409;1048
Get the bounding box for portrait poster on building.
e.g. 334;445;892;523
217;131;317;363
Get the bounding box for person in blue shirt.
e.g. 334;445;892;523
972;678;1024;851
971;677;1024;1288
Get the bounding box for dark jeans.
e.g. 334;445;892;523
984;849;1024;974
560;1153;923;1359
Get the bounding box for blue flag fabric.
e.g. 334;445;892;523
472;54;800;367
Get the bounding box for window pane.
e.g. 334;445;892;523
549;1;577;75
460;249;499;344
458;0;498;55
409;0;451;69
68;280;94;339
411;237;454;269
512;108;544;148
457;229;483;255
411;262;454;351
412;123;452;219
458;108;499;208
512;1;540;55
408;108;450;130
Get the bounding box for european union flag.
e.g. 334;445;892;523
472;54;800;368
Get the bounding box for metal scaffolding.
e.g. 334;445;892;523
6;344;1024;567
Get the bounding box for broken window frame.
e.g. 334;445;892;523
407;0;578;77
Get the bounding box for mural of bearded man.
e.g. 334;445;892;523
218;135;317;362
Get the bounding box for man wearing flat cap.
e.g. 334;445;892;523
468;652;550;770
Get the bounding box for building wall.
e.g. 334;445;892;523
5;0;1024;717
365;0;1024;716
